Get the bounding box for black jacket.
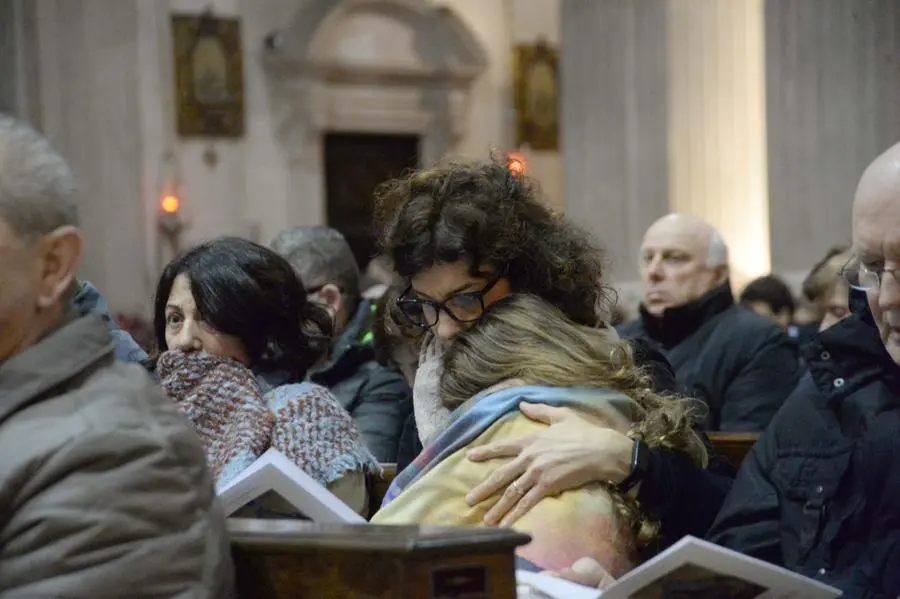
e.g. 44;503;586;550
707;292;900;598
396;338;734;549
617;284;802;431
310;300;411;462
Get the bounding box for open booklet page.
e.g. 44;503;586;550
517;570;601;599
216;447;366;523
516;536;841;599
605;536;841;599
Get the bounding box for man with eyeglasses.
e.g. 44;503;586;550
707;143;900;598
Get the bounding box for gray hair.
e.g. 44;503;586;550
706;228;729;268
0;114;78;238
269;226;361;306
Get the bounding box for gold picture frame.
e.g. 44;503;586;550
512;41;559;152
172;13;245;138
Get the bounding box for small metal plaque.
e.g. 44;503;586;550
430;564;489;599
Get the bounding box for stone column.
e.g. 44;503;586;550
665;0;769;287
0;0;17;114
31;0;151;312
563;0;900;293
765;0;900;277
561;0;670;285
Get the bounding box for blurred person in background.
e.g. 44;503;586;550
270;226;411;463
739;275;796;330
618;213;801;432
802;246;853;333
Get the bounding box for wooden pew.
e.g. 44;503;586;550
229;518;529;599
708;432;759;469
368;462;397;517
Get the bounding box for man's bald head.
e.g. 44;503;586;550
638;213;730;316
851;141;900;364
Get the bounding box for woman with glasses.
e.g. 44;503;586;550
374;158;733;578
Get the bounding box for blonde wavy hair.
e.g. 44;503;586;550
439;294;707;551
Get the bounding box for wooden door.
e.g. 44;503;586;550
323;133;420;269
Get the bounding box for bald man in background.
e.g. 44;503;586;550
617;214;801;431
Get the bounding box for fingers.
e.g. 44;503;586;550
537;571;559;578
499;482;545;527
467;437;527;462
481;473;533;525
465;455;528;506
518;401;571;424
558;557;616;589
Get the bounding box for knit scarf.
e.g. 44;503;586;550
413;334;453;447
155;351;378;491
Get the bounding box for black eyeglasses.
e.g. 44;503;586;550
396;272;505;329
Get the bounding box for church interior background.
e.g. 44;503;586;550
1;0;898;324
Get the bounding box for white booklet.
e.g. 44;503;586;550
516;536;842;599
216;447;366;524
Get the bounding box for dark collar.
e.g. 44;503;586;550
804;289;900;401
0;313;115;424
311;300;375;378
639;283;735;347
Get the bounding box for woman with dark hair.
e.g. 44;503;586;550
150;237;378;515
375;158;732;578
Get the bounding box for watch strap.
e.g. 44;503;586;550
617;438;650;494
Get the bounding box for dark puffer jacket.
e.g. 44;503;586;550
708;291;900;599
617;283;802;431
310;300;411;463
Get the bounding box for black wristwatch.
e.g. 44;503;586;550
617;438;650;494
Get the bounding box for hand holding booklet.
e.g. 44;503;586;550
216;447;366;523
516;536;842;599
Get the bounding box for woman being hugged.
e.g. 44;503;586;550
148;237;378;515
373;158;732;569
373;294;706;576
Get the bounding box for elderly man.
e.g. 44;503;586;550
270;226;411;462
0;115;234;597
707;143;900;598
617;214;801;431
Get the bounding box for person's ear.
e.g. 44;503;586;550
712;264;730;286
35;226;82;309
318;283;344;316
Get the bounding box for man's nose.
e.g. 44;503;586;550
878;270;900;311
435;311;462;343
645;256;664;280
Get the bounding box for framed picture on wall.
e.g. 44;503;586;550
171;12;245;138
512;40;559;151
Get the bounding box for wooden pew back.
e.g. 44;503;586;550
229;518;528;599
708;432;759;469
368;463;397;517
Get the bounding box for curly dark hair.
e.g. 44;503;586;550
374;157;611;327
149;236;332;382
